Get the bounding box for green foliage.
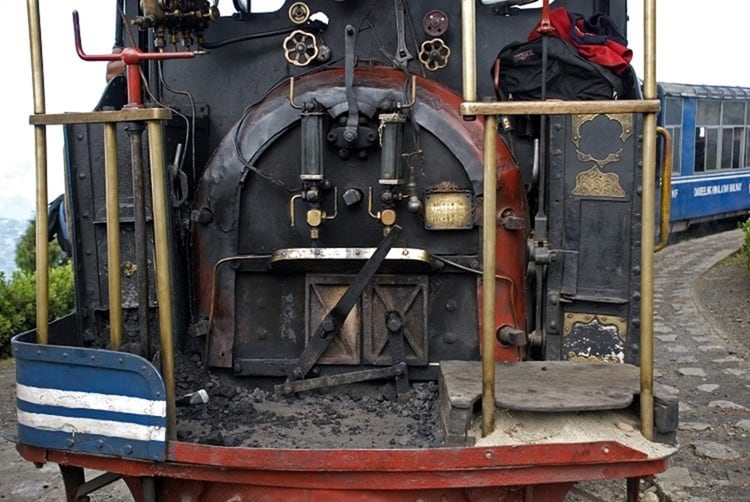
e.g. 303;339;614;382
0;220;74;357
15;219;65;272
742;217;750;271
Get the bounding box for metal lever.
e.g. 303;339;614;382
283;225;403;382
385;311;410;396
276;363;408;395
343;25;359;145
393;0;413;68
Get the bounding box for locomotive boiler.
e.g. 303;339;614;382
14;0;678;500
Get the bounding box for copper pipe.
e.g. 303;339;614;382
460;0;476;102
640;0;658;442
655;127;673;252
481;115;498;437
432;256;519;327
147;119;176;439
27;0;49;344
104;123;123;349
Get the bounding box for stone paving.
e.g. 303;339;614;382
651;229;750;501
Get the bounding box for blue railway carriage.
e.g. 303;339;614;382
658;82;750;231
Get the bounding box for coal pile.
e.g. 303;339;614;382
174;353;443;449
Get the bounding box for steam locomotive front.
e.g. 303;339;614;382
13;1;680;499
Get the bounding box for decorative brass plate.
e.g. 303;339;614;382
572;166;626;198
563;313;627;363
424;191;473;230
563;313;627;339
570;113;633;198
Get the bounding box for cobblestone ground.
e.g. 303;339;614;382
569;229;750;501
650;229;750;501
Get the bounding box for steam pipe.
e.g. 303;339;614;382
127;122;151;359
73;10;194;108
26;0;49;344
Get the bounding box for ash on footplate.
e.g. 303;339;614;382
174;353;443;449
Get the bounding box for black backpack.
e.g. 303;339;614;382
493;36;625;101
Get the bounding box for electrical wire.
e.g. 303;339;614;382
157;62;198;183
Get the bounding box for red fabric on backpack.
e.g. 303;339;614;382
528;7;632;74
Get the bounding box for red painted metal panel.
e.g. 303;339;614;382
167;441;648;471
18;441;668;499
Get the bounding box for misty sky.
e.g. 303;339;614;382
4;0;750;221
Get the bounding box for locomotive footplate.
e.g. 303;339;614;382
438;361;678;446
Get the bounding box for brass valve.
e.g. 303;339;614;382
418;38;451;71
290;188;338;240
283;30;318;67
368;187;399;235
306;209;327;240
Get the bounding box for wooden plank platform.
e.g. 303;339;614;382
440;360;641;412
438;360;654;446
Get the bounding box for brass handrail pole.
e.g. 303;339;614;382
461;0;476;102
461;0;494;436
655;127;673;252
640;0;658;441
481;115;498;437
147;119;177;439
460;99;660;116
27;0;49;344
104;123;123;349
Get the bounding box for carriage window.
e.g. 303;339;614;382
723;101;745;125
695;127;719;172
732;127;743;169
669;127;681;174
705;129;718;170
697;100;721;125
665;97;683;126
721;128;734;169
695;128;706;172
